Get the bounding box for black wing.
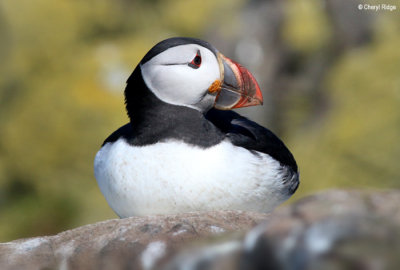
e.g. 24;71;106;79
205;108;298;173
102;123;133;146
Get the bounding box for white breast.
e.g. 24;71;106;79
94;138;290;218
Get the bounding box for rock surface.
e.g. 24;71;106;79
0;211;267;270
166;190;400;270
1;190;400;270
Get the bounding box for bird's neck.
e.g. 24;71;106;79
123;67;224;147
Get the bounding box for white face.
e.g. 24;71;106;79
140;44;221;112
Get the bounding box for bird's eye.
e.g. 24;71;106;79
188;51;202;69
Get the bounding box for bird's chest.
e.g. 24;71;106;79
94;138;282;217
95;139;240;192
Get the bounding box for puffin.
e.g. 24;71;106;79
94;37;299;218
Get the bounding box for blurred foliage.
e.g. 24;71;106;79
284;1;400;199
0;0;399;241
283;0;331;54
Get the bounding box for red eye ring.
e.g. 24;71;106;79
188;51;202;69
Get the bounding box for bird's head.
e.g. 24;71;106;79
126;37;263;114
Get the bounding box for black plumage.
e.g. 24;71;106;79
104;64;224;148
205;109;298;173
141;37;217;65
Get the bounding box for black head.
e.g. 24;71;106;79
124;37;263;120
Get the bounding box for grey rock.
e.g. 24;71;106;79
1;190;400;270
0;211;267;270
165;190;400;270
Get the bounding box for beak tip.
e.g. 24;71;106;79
254;85;263;106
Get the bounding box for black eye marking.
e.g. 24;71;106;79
188;50;202;69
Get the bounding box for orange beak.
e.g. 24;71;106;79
211;53;263;110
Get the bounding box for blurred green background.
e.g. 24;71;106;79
0;0;399;242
